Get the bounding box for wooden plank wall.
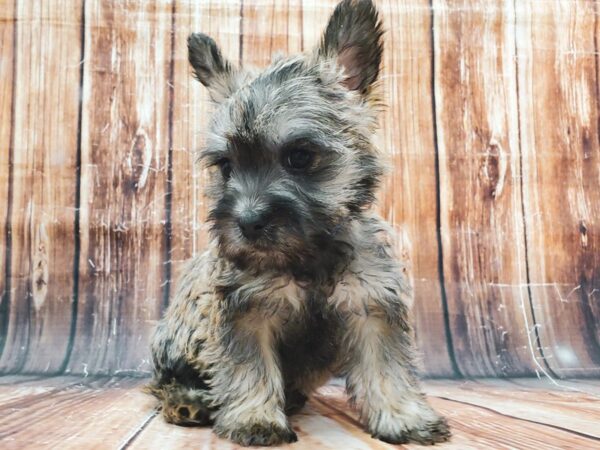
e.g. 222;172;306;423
0;0;598;378
0;0;83;373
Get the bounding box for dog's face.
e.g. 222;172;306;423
189;0;385;273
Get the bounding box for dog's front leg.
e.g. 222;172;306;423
210;313;297;446
338;289;450;444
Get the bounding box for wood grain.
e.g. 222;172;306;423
432;0;537;376
376;0;455;377
0;377;155;449
0;0;82;373
310;384;600;450
300;0;336;50
1;0;600;378
242;0;303;68
428;396;598;450
67;0;173;375
0;375;83;404
426;379;600;438
0;0;15;363
1;376;600;449
516;0;600;377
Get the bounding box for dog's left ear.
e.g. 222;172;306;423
188;33;241;103
317;0;384;95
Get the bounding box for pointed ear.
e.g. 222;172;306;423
318;0;384;95
188;33;241;103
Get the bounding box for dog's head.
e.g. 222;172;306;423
190;0;385;274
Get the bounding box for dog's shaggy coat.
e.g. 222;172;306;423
149;0;451;445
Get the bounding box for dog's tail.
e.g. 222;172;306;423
144;380;213;426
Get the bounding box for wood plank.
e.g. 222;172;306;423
67;0;173;375
0;377;155;449
300;0;336;50
432;0;537;376
0;0;16;363
317;384;599;450
0;377;598;449
242;0;303;68
428;396;597;450
167;0;242;302
565;379;600;395
503;377;600;396
425;379;600;438
0;375;44;386
0;0;82;373
0;375;84;403
376;0;455;377
517;0;600;377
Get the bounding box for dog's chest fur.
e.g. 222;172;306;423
218;215;410;320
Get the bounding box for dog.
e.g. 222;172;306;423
148;0;451;445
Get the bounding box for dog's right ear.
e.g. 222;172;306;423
317;0;383;96
188;33;240;103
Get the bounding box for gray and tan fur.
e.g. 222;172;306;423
148;0;451;445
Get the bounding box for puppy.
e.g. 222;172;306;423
149;0;451;445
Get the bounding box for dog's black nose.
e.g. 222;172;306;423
237;211;268;241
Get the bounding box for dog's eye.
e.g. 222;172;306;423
285;149;313;170
218;158;232;180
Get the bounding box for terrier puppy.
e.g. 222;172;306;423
149;0;451;446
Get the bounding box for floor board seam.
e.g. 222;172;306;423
432;395;600;442
116;409;159;450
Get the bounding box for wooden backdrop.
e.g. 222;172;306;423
0;0;598;378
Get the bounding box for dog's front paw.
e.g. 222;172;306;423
226;423;298;446
368;403;451;446
372;415;451;445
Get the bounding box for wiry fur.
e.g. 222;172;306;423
149;0;451;446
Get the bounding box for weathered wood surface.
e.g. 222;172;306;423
0;377;155;449
67;0;173;375
432;0;535;377
0;0;16;365
0;0;82;373
1;376;599;449
244;0;303;67
426;379;600;438
376;0;456;377
316;384;600;449
0;0;599;377
516;0;600;378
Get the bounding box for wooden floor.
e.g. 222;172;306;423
1;377;599;449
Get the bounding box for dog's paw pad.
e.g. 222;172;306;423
229;423;298;446
164;403;211;426
177;406;191;418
